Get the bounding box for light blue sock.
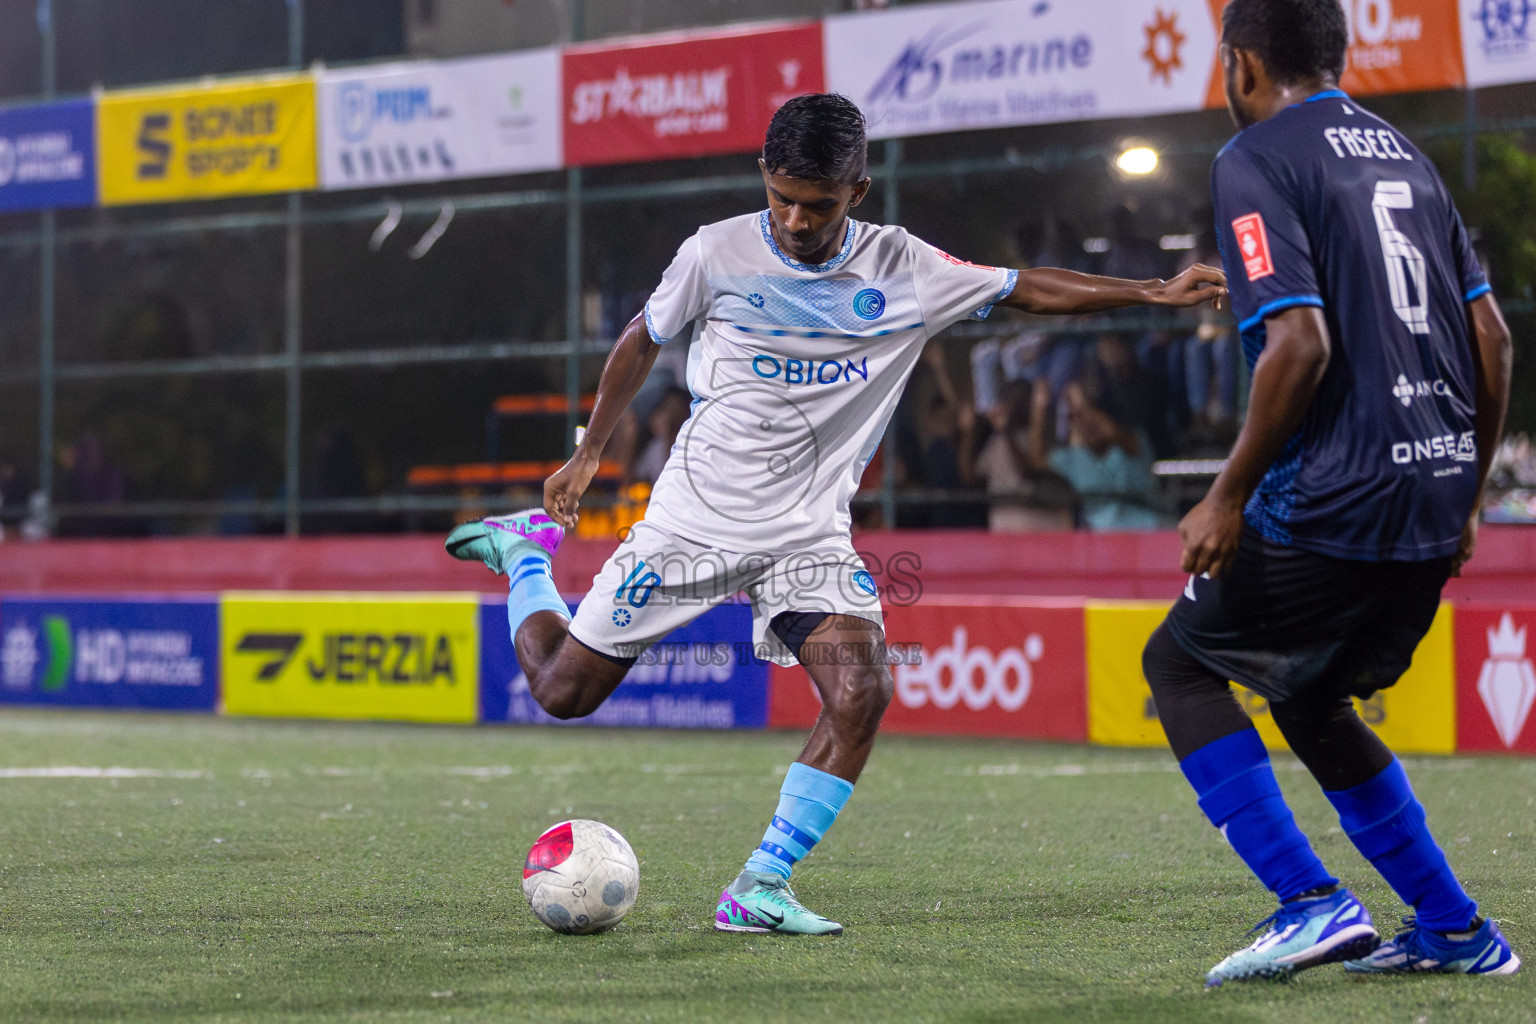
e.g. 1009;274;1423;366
507;555;569;640
744;762;854;880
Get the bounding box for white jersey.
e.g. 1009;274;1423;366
640;210;1016;555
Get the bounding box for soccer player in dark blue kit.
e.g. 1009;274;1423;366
1141;0;1520;986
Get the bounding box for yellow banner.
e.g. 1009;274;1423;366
1086;601;1456;754
97;75;316;206
222;592;478;724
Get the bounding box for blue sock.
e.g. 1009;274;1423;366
1325;759;1477;932
1181;728;1337;902
744;762;854;880
507;555;568;640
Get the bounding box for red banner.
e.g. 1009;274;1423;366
1455;604;1536;754
768;599;1086;741
562;21;824;168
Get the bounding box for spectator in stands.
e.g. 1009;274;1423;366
923;394;986;528
1027;378;1166;531
1081;332;1170;457
972;381;1075;532
630;387;692;485
57;433;128;537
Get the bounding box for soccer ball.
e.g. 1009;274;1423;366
521;819;639;934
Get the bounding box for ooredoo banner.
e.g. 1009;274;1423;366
1460;0;1536;87
1455;605;1536;753
480;598;769;729
0;596;218;711
221;592;479;723
825;0;1218;140
318;49;562;191
97;74;317;206
0;99;96;212
768;598;1087;740
562;20;824;167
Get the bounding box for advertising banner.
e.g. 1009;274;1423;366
97;75;316;206
768;598;1086;740
0;596;218;710
0;99;96;212
1460;0;1536;87
481;598;768;729
825;0;1218;141
222;592;478;723
1086;601;1456;754
1454;605;1536;753
318;49;561;191
562;21;824;167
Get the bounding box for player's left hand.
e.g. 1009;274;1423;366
1156;264;1228;310
1452;514;1480;576
1178;492;1245;578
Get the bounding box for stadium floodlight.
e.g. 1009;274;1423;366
1115;145;1160;176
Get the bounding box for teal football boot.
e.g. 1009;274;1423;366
714;871;843;936
445;508;564;575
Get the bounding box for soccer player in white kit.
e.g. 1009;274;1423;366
448;94;1226;934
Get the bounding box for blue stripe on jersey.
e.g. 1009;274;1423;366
1465;283;1492;302
728;322;924;340
1237;294;1325;333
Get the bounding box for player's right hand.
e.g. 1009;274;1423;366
1157;264;1228;310
1178;492;1244;578
544;454;600;530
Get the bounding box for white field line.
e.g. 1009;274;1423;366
0;767;209;779
969;757;1479;779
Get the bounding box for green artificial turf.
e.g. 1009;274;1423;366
0;709;1531;1023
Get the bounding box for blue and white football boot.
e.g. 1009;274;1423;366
1344;916;1521;975
1205;888;1379;988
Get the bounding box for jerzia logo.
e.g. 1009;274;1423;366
234;631;457;684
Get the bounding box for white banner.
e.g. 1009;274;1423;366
1460;0;1536;88
318;49;561;190
825;0;1218;140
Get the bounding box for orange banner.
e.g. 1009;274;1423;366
1204;0;1465;108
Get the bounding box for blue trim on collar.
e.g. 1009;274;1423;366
1238;294;1324;333
759;210;857;274
1304;89;1348;103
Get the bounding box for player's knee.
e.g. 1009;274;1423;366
825;663;893;728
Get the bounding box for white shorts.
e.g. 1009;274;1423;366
567;520;884;667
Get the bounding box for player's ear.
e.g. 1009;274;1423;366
1232;47;1262;100
848;176;872;208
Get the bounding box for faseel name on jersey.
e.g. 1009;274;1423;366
1231;213;1274;282
1323;126;1413;162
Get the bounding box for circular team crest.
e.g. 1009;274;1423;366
852;570;878;596
611;609;632;627
853;288;886;320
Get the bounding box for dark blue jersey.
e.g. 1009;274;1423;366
1212;90;1490;562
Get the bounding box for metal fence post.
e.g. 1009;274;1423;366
565;167;583;455
880;138;901;529
36;0;56;505
283;0;305;535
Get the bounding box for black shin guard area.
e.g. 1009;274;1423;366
1269;688;1394;791
770;611;832;663
1142;623;1254;761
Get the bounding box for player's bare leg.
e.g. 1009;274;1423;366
445;508;628;720
715;614;892;937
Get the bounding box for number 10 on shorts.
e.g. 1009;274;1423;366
615;562;662;609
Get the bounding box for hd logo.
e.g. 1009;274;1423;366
222;594;479;723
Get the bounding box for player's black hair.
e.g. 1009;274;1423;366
761;94;868;182
1222;0;1348;85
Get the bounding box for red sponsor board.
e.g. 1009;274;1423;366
562;21;824;168
1455;604;1536;753
768;598;1086;740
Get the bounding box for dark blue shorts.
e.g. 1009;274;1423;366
1164;528;1452;704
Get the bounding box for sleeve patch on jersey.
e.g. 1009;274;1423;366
934;248;998;272
1232;213;1275;282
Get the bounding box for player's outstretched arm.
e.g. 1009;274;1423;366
1455;293;1514;573
1000;264;1227;315
1179;305;1330;578
543;314;661;529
